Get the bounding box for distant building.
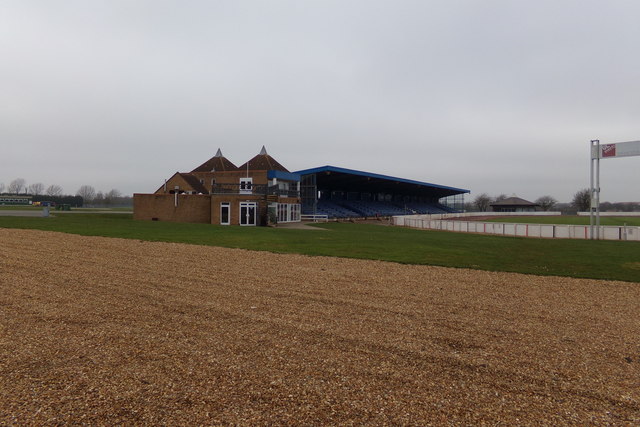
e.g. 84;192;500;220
490;197;539;212
0;195;32;205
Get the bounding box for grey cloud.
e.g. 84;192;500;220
1;0;639;202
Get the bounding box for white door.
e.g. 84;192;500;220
239;202;256;226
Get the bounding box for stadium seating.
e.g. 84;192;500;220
393;202;451;214
304;200;458;219
337;200;407;217
312;200;361;218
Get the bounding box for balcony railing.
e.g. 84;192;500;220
211;183;299;197
269;187;300;198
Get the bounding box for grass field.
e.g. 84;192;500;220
483;215;640;226
1;213;638;282
0;205;44;210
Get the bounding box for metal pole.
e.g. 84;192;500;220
595;140;601;239
589;140;596;239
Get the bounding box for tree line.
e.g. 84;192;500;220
0;179;132;207
468;193;559;212
468;189;639;213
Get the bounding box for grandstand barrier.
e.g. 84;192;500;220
301;214;329;222
393;214;640;241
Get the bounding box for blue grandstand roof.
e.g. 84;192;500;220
294;165;469;194
267;170;301;181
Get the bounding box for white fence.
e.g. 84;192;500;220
393;215;640;241
576;211;640;217
301;214;329;222
423;211;562;220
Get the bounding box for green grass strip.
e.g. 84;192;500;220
1;214;638;282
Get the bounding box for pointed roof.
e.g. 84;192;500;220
190;149;239;173
239;146;289;172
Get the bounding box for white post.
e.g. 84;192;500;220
589;140;599;239
595;140;601;239
590;140;594;239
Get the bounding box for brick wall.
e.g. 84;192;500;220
133;194;211;223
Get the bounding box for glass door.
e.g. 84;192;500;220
239;202;256;226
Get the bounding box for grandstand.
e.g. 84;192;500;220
295;165;469;219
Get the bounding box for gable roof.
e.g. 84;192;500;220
178;173;209;194
191;149;239;172
154;172;209;194
238;146;289;172
490;196;538;206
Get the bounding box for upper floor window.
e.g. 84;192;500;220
240;177;253;194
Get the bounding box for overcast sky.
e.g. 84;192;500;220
2;0;639;202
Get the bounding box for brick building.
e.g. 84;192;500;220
134;147;301;226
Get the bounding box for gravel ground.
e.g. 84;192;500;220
1;228;639;425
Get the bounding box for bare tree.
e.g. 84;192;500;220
94;191;104;205
493;194;508;202
46;184;64;197
535;195;558;211
0;183;5;193
76;185;96;203
105;188;121;199
104;189;122;205
473;193;492;212
28;182;45;195
572;189;591;212
8;178;26;194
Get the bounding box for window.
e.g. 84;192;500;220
276;203;301;223
220;202;230;225
240;178;253;194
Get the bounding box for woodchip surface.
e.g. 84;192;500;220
1;228;639;425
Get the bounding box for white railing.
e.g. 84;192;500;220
393;214;640;241
428;211;562;219
577;211;640;217
301;214;329;222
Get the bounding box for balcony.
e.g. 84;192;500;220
211;183;300;198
